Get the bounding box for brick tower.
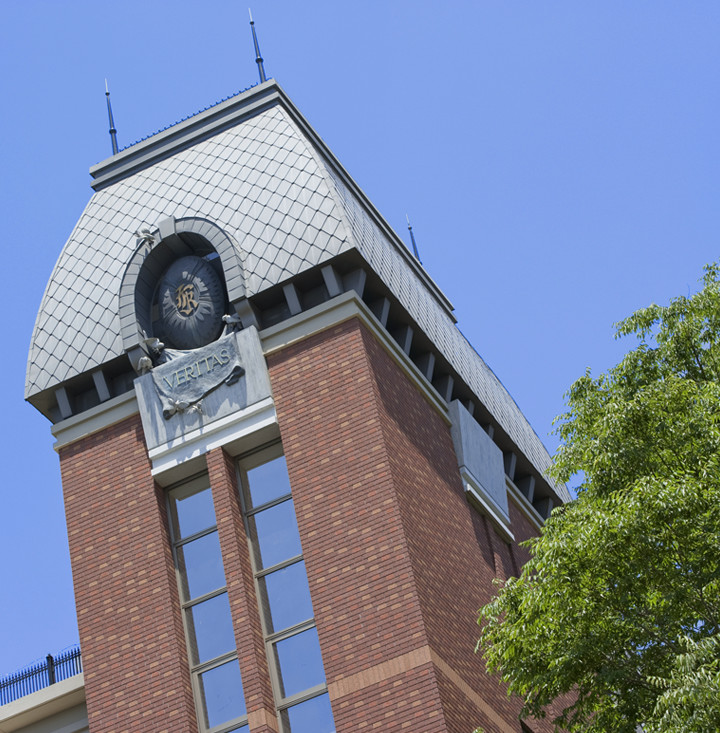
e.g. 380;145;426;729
23;80;569;733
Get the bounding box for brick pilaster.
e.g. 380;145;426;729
59;414;197;733
268;319;447;732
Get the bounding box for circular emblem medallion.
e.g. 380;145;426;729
156;256;225;349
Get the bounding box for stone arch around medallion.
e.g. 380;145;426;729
119;216;247;371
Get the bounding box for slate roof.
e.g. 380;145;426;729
26;81;569;502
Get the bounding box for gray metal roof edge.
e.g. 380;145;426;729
89;80;281;191
456;326;570;502
457;324;556;455
265;84;457;321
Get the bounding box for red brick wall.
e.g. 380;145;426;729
268;317;549;733
268;319;446;732
360;323;531;733
59;415;197;733
365;325;561;733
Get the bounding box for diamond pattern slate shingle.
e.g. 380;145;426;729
26;96;568;501
26;106;351;401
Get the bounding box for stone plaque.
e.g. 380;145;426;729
135;327;272;453
151;335;244;419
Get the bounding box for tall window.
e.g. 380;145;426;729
238;448;336;733
168;475;249;733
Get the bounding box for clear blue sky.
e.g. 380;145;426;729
1;1;719;677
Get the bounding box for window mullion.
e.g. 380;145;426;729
181;585;228;610
264;617;316;645
254;554;303;579
190;649;237;675
275;683;329;711
174;524;219;548
168;480;249;733
244;492;292;516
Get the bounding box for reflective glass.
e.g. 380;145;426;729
177;531;226;600
280;693;335;733
198;659;246;729
274;627;326;698
246;456;292;508
259;560;313;633
186;592;235;664
250;499;302;570
172;486;216;539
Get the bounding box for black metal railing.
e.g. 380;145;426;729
0;647;82;706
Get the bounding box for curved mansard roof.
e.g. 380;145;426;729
26;81;569;502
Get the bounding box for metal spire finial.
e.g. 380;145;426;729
406;214;422;263
104;79;119;155
248;8;267;84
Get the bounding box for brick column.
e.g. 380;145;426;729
359;327;524;732
268;319;448;732
207;448;277;733
59;414;197;733
358;322;562;733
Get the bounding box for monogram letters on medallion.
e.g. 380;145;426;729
155;255;225;349
174;283;199;316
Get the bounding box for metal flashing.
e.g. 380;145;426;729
120;86;258;152
0;673;85;732
506;477;545;533
149;397;277;482
463;470;515;543
89;80;277;190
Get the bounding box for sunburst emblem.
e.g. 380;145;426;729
156;256;225;349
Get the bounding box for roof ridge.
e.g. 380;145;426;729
117;84;259;154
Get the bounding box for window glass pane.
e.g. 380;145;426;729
198;659;246;729
274;627;326;699
246;456;292;508
259;560;314;633
186;592;236;665
280;693;335;733
177;531;226;600
250;499;302;570
172;486;216;539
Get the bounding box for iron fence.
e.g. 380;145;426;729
0;646;82;706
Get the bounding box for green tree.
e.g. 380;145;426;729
647;635;720;733
477;264;720;732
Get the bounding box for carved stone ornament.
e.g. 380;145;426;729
150;334;245;419
156;255;225;349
